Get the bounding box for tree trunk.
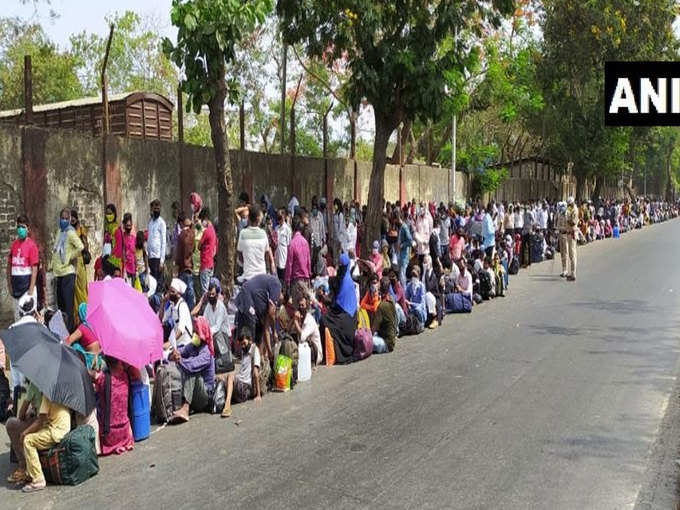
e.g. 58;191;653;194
208;59;235;296
575;173;586;203
591;174;603;202
280;43;287;154
349;110;356;159
388;121;411;164
666;148;673;202
365;113;395;247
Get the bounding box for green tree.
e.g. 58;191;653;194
164;0;273;290
70;11;177;98
278;0;515;243
539;0;678;200
0;17;83;109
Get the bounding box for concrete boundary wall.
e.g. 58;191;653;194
0;125;576;320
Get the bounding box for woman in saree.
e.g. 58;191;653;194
71;209;89;326
104;203;120;269
320;253;357;364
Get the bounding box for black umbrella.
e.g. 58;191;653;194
0;322;96;416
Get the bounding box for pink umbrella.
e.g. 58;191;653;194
86;278;163;368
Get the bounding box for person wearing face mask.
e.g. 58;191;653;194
70;210;89;326
51;208;83;332
309;198;326;277
360;272;380;320
422;255;442;329
369;240;384;279
112;213;137;286
332;198;346;264
194;282;229;344
292;296;322;367
160;278;194;351
7;214;39;321
168;317;215;424
197;208;217;296
103;204;118;262
147;199;166;293
405;265;426;328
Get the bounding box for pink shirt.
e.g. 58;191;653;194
285;232;311;287
114;227;136;276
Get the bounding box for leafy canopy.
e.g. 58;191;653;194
163;0;273;113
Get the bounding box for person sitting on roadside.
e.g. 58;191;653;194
160;278;194;351
449;227;466;265
320;253;358;365
483;257;497;297
192;282;230;348
221;326;262;418
94;356;139;455
65;303;102;368
371;277;398;354
360;272;380;319
422;255;441;329
169;317;215;424
405;265;426;327
20;392;71;492
456;258;473;300
291;296;322;367
387;265;408;327
5;381;42;486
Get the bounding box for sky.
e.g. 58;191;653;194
7;0;177;49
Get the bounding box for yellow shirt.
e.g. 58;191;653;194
39;395;71;443
51;229;84;277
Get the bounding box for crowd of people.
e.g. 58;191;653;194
1;189;677;492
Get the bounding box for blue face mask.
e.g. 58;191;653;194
59;218;70;231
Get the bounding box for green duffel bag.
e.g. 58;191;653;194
39;425;99;485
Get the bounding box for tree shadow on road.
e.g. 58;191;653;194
567;299;653;314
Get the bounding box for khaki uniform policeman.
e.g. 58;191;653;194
564;197;578;281
555;202;569;277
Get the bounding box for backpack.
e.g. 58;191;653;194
38;425;99;486
478;271;492;300
0;369;10;423
353;309;373;361
509;257;519;275
400;311;424;336
151;362;182;424
445;293;472;313
213;331;235;375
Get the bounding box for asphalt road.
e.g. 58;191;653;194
2;220;680;510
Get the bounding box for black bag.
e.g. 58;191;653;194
400;311;424;336
213;331;235;374
478;271;492;300
38;425;99;485
210;379;227;414
509;257;519;275
530;234;544;263
0;369;10;423
81;249;92;265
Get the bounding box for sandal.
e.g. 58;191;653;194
169;411;189;424
7;469;27;484
22;481;46;493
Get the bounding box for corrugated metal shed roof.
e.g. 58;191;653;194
0;91;139;119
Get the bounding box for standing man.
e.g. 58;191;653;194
396;211;413;288
7;214;39;320
482;203;496;259
175;212;196;310
285;218;311;305
198;208;217;296
275;208;291;284
565;197;578;281
237;205;275;283
147;199;166;293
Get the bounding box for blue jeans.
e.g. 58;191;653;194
179;271;195;311
372;334;389;354
200;268;213;296
394;303;406;328
398;252;410;288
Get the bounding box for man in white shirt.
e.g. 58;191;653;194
275;209;292;283
292;296;322;365
237;205;275;282
147;199;167;292
161;278;193;351
199;282;230;341
455;259;473;299
221;326;262;417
